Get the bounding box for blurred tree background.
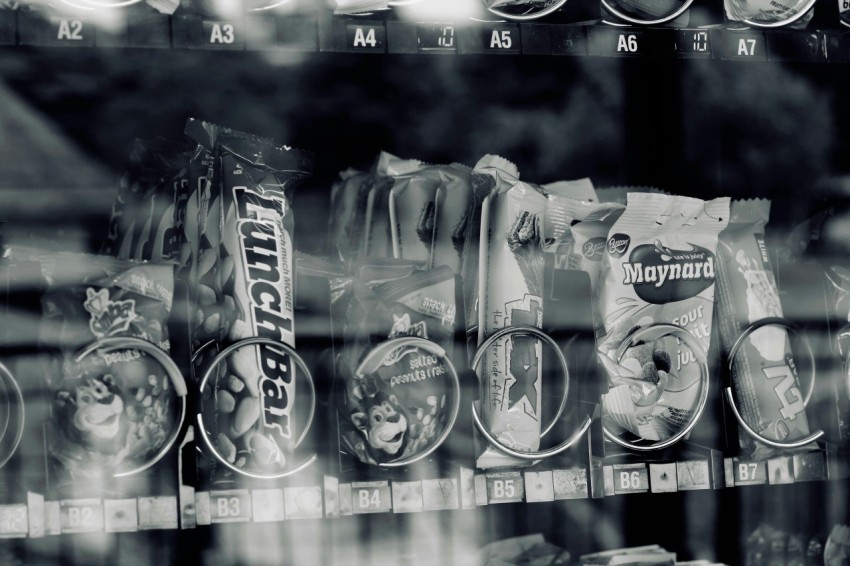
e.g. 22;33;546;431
0;46;845;252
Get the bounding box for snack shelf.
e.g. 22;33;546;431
3;6;850;63
1;445;846;538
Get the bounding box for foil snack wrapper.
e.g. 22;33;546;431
715;199;816;460
597;193;729;443
475;178;548;469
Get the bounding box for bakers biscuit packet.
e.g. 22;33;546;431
336;266;458;465
597;193;729;443
715;199;816;460
543;198;625;332
201;130;313;477
475;179;548;469
431;163;473;274
390;165;444;264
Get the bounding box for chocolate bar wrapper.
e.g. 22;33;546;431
597;193;729;442
390;165;444;264
336;266;457;465
460;155;520;360
715;199;816;460
38;256;179;484
724;0;813;27
476;180;548;469
364;152;423;259
329;167;369;263
542;177;597;203
206;132;313;478
432;163;473;274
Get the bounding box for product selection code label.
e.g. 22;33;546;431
201;20;243;49
612;464;649;494
486;471;524;503
479;25;520;53
60;499;104;533
715;30;766;60
351;481;392;514
209;490;252;523
346;24;386;51
733;460;767;486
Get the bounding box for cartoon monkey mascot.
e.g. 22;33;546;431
348;386;410;465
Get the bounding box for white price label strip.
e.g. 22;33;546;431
0;504;28;538
27;493;44;539
284;487;323;520
422;479;458;511
524;471;555;502
392;481;424;513
553;469;588;500
251;489;285;523
139;496;178;530
104;499;138;533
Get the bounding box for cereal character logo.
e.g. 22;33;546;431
54;374;128;457
389;313;428;340
84;288;138;338
504;295;543;415
582;236;607;261
607;233;631;258
621;242;716;305
349;389;409;464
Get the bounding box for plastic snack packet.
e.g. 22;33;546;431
715;199;816;460
335;266;458;465
597;193;729;443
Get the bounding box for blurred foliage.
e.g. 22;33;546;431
0;47;845;234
